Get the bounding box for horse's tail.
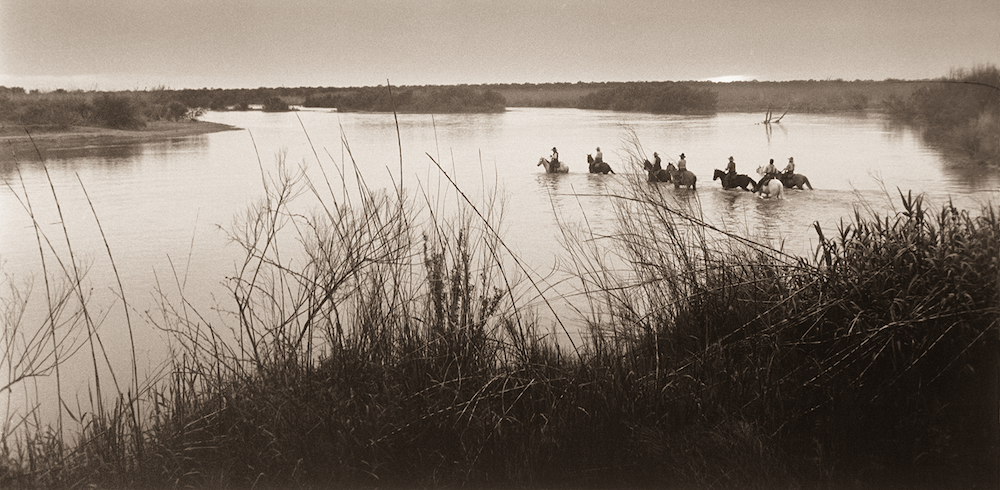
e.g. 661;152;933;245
804;177;813;190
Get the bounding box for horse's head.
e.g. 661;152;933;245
666;162;677;173
538;157;547;167
756;165;765;175
642;159;652;171
713;169;725;180
587;154;594;164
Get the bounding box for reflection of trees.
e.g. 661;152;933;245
878;117;1000;189
50;143;144;163
0;136;210;178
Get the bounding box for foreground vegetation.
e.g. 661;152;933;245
1;131;996;488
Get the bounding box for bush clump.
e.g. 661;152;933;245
92;93;145;129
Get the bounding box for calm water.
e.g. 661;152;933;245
2;108;998;421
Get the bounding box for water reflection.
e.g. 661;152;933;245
0;136;210;178
532;172;621;229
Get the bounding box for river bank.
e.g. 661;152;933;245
0;120;240;163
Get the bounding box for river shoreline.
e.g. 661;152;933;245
0;120;241;161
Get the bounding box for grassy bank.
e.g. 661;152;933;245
1;131;996;488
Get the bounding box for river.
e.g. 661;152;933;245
1;108;998;425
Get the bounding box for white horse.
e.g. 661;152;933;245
755;166;784;199
758;179;784;199
538;157;569;173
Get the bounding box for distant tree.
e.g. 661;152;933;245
167;100;189;120
93;93;145;129
262;96;290;112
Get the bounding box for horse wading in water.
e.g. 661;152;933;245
758;179;784;199
587;154;615;174
713;169;756;191
643;159;671;182
754;165;784;198
538;156;569;173
669;165;697;189
779;172;813;190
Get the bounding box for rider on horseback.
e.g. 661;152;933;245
781;157;795;181
550;147;560;166
724;156;736;185
759;158;779;188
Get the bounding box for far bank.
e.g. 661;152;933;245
1;120;240;163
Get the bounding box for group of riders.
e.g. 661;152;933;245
549;146;614;174
545;147;799;190
732;155;796;187
549;146;608;166
649;152;794;179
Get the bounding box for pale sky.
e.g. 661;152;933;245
2;0;998;91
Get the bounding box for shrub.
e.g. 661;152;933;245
166;100;188;120
92;93;145;129
261;96;290;112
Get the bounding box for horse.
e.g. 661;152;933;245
538;156;568;173
587;154;614;174
642;159;671;182
713;169;756;191
757;179;784;199
779;172;813;190
669;165;697;189
754;165;784;198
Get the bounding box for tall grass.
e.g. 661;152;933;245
1;126;997;488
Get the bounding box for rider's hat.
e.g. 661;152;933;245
552;147;557;151
788;156;794;161
680;153;685;158
728;156;734;161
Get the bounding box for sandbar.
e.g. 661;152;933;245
1;120;241;162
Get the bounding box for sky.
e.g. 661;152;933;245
1;0;998;91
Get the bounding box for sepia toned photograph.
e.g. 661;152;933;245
1;1;998;488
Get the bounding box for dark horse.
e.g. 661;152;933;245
779;172;813;190
713;169;757;191
643;159;671;182
587;154;615;174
